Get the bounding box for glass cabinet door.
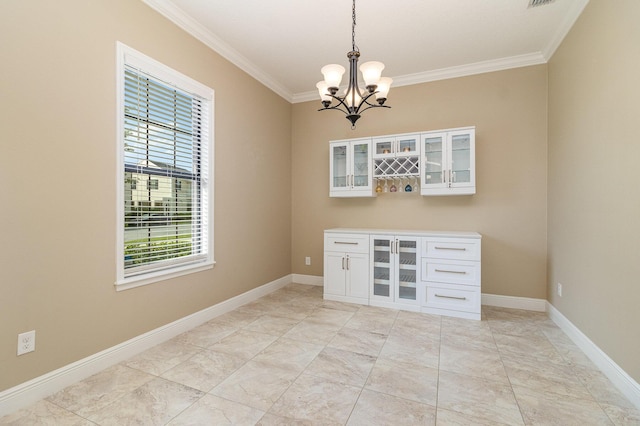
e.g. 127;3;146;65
422;134;446;188
374;134;419;157
372;237;393;300
331;143;348;190
397;134;419;156
373;137;394;158
450;133;471;186
352;142;370;188
396;238;418;302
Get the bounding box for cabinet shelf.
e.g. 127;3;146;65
399;247;417;254
399;274;416;283
399;264;417;271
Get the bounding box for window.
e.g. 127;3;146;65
116;42;214;289
146;179;159;190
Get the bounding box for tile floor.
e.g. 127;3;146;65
2;283;639;425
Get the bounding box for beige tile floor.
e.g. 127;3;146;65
3;283;640;425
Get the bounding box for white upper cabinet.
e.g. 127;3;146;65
372;133;420;158
421;127;475;196
330;127;475;197
329;138;374;197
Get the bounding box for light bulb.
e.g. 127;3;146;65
316;81;331;102
343;87;362;107
360;61;385;89
321;64;345;90
375;77;393;103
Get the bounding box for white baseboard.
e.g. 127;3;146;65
292;274;323;286
0;274;293;417
547;302;640;410
481;293;547;312
483;294;640;409
20;280;633;417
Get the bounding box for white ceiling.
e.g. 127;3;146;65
143;0;589;103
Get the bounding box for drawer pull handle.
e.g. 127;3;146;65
434;247;466;251
435;294;467;301
435;269;467;274
334;241;359;245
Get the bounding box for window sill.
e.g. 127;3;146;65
115;261;215;291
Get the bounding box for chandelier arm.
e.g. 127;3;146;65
317;95;352;116
317;105;349;116
355;104;391;115
353;91;379;111
327;94;353;114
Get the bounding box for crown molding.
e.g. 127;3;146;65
141;0;294;103
292;52;547;104
143;0;586;105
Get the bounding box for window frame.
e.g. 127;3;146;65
115;42;214;290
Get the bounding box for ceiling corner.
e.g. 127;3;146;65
141;0;294;103
541;0;590;60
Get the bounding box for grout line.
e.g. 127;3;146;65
434;314;443;424
6;290;636;425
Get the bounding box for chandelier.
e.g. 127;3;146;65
316;0;392;128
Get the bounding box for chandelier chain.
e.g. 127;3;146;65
352;0;357;52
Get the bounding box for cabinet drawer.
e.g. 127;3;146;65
423;284;480;314
422;238;480;261
324;233;369;254
421;259;479;286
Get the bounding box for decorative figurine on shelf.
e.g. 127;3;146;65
382;148;390;154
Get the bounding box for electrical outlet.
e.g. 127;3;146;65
17;330;35;356
557;283;563;297
305;256;311;266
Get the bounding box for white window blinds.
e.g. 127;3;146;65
117;43;213;287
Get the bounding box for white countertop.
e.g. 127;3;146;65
325;228;481;239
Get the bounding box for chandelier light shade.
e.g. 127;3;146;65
317;0;392;128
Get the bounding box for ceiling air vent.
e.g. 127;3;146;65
528;0;555;7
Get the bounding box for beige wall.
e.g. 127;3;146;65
292;66;549;300
548;0;640;382
4;0;636;397
0;0;291;391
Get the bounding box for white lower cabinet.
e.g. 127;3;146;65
323;233;370;305
325;229;481;320
370;235;420;311
420;237;482;320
